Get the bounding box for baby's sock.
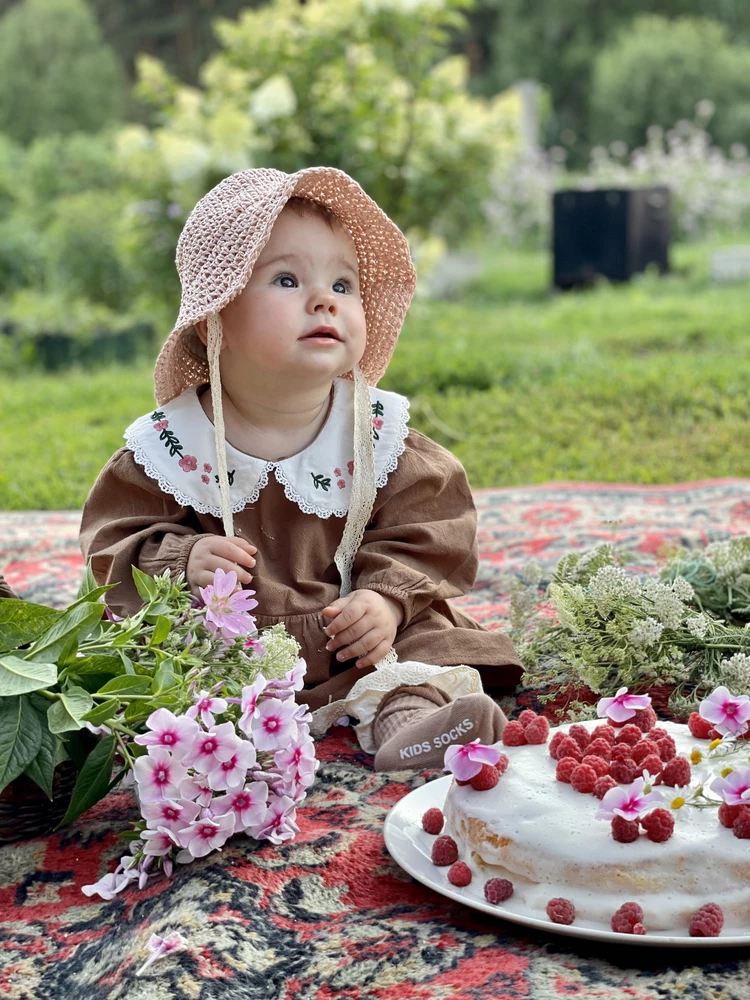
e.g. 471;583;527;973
372;683;508;772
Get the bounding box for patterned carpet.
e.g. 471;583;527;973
2;479;750;999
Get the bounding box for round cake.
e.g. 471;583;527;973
443;719;750;932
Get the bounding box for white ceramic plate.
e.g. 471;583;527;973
383;776;750;949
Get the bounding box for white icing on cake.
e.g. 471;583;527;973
443;720;750;932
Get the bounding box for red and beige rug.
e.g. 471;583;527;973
2;479;750;999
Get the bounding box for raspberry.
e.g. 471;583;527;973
609;759;637;784
421;808;444;834
592;724;617;743
495;753;509;776
616;724;643;746
570;763;598;794
732;807;750;839
456;778;471;786
556;756;579;783
611;815;640;843
556;737;583;762
470;763;499;791
593;775;618;799
447;861;472;886
582;755;610;778
631;706;657;732
611;743;634;762
546;897;575;925
611;901;644;933
524;717;550;745
518;709;538;726
585;738;612;761
688;712;714;740
718;802;744;829
650;727;670;742
568;724;592;750
631;739;660;764
688;902;724;938
632;922;647;935
484;877;514;904
431;835;459;866
637;754;664;779
640;807;674;843
660;757;691;787
549;731;567;760
502;721;527;747
654;735;677;762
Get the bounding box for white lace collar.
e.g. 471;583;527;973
124;377;410;519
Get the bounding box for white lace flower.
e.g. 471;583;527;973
627;617;664;647
686;612;711;640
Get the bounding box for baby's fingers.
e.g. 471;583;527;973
209;556;254;586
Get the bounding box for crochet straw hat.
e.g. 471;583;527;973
154;166;417;600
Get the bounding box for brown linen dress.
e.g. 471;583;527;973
80;427;522;712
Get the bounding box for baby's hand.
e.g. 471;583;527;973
186;535;257;597
322;589;404;669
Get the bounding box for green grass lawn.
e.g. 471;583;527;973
3;237;750;509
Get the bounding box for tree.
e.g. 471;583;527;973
0;0;127;145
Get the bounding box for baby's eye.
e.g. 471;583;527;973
273;273;297;288
333;278;352;294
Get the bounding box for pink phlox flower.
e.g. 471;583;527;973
180;722;239;774
84;721;112;736
81;868;139;900
177;812;236;858
596;687;652;724
254;794;299;844
596;777;664;821
284;658;307;691
212;781;269;831
238;675;267;734
135;931;189;977
243;636;264;657
179;772;213;808
135;708;200;755
699;686;750;737
274;738;317;780
185;690;229;729
104;607;124;623
199;568;259;638
711;766;750;805
206;739;257;791
140;797;201;834
251;697;298;752
443;739;502;782
134;747;188;802
141;826;180;857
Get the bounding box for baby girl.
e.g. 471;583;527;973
80;167;522;770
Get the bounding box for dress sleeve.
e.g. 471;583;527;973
79;448;212;615
351;429;479;628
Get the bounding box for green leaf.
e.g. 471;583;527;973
0;696;43;795
23;721;58;800
0;600;62;653
25;602;104;664
56;734;116;829
132;566;157;603
81;699;120;727
148;615;171;648
66;654;123;677
0;656;57;696
47;687;94;734
97;675;150;696
152;666;177;695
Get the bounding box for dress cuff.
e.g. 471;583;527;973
358;583;429;630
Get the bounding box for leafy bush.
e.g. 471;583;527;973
0;0;126;146
131;0;520;242
590;16;750;153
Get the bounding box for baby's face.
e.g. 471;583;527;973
218;205;367;383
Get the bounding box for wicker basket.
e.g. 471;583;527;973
0;761;78;842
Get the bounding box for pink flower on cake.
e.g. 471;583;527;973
595;777;664;821
711;767;750;805
199;568;259;638
134;708;200;754
596;687;652;724
444;740;502;782
698;687;750;737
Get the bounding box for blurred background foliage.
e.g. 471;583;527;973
1;0;749;503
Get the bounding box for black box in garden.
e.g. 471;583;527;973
552;187;670;289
